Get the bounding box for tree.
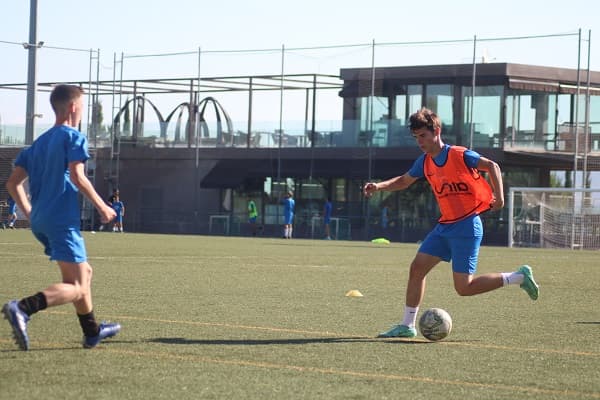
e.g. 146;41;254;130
91;101;106;136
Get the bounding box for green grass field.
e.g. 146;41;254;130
1;230;599;399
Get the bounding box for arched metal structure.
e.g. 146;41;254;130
164;102;191;144
112;95;166;141
196;96;234;147
113;96;235;147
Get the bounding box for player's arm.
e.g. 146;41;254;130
5;166;31;220
476;156;504;211
69;161;116;223
363;173;418;198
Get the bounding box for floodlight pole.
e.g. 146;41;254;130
277;44;284;188
277;45;285;230
580;29;592;249
24;0;40;145
571;28;582;250
365;39;375;241
469;35;477;150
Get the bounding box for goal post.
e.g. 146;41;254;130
508;187;600;249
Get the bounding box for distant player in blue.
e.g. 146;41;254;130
2;85;121;351
282;191;295;239
323;197;333;239
381;204;389;229
111;194;125;232
5;195;17;228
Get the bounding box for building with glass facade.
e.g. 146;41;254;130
1;62;598;243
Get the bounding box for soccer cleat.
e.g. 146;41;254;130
2;300;30;351
83;322;121;349
377;324;417;338
517;265;539;300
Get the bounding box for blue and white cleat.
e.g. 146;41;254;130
2;300;30;351
83;322;121;349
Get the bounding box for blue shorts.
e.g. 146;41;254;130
418;214;483;274
284;213;294;225
32;228;87;263
324;216;331;225
115;213;123;223
249;216;257;224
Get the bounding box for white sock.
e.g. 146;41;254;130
501;271;524;286
289;227;293;238
401;305;419;327
284;226;289;238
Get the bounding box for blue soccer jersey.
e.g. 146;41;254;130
15;125;90;231
324;201;332;224
282;197;295;224
283;198;295;216
112;201;124;221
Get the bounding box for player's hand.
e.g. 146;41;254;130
99;205;117;224
490;197;504;211
363;182;378;198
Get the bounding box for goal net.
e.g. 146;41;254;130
508;187;600;249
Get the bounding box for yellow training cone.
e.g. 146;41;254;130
345;290;364;297
371;238;390;244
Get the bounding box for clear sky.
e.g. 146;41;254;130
0;0;599;126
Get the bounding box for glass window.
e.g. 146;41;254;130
357;96;389;146
463;85;503;149
590;96;600;152
507;91;559;150
389;85;422;147
407;85;423;115
426;84;453;125
427;84;454;142
394;93;407;124
371;97;389;147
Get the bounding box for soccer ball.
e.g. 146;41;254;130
418;308;452;341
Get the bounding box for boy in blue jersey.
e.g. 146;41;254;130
111;193;125;232
363;107;539;339
2;85;121;350
282;191;295;239
99;188;119;231
323;197;332;239
4;195;17;228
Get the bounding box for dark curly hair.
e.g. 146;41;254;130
409;107;441;133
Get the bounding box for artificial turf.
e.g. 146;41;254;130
1;230;599;399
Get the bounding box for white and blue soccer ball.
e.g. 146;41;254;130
418;308;452;341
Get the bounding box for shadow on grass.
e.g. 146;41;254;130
266;242;398;250
575;321;600;325
0;346;80;353
148;337;433;346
